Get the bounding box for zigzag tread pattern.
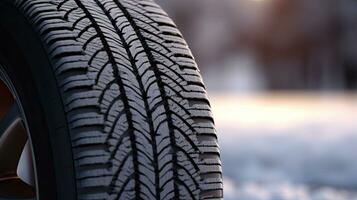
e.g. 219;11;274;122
14;0;222;199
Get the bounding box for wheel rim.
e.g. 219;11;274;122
0;67;37;199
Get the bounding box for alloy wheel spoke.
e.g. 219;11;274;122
0;103;24;173
0;103;35;198
17;141;35;187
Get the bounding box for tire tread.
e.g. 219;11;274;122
15;0;223;199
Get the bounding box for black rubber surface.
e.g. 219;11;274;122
2;0;223;199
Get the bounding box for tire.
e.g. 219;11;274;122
0;0;222;199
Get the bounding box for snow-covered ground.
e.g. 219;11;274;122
210;93;357;200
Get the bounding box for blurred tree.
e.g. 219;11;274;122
157;0;357;90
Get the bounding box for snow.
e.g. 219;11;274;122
225;181;357;200
210;93;357;200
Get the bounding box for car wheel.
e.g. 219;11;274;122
0;0;222;199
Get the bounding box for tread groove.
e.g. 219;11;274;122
113;1;182;198
71;0;141;198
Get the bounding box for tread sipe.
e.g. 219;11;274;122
13;0;223;199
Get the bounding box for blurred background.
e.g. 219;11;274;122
156;0;357;199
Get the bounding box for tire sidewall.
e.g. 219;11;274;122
0;2;77;200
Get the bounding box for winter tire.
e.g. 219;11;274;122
0;0;223;199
